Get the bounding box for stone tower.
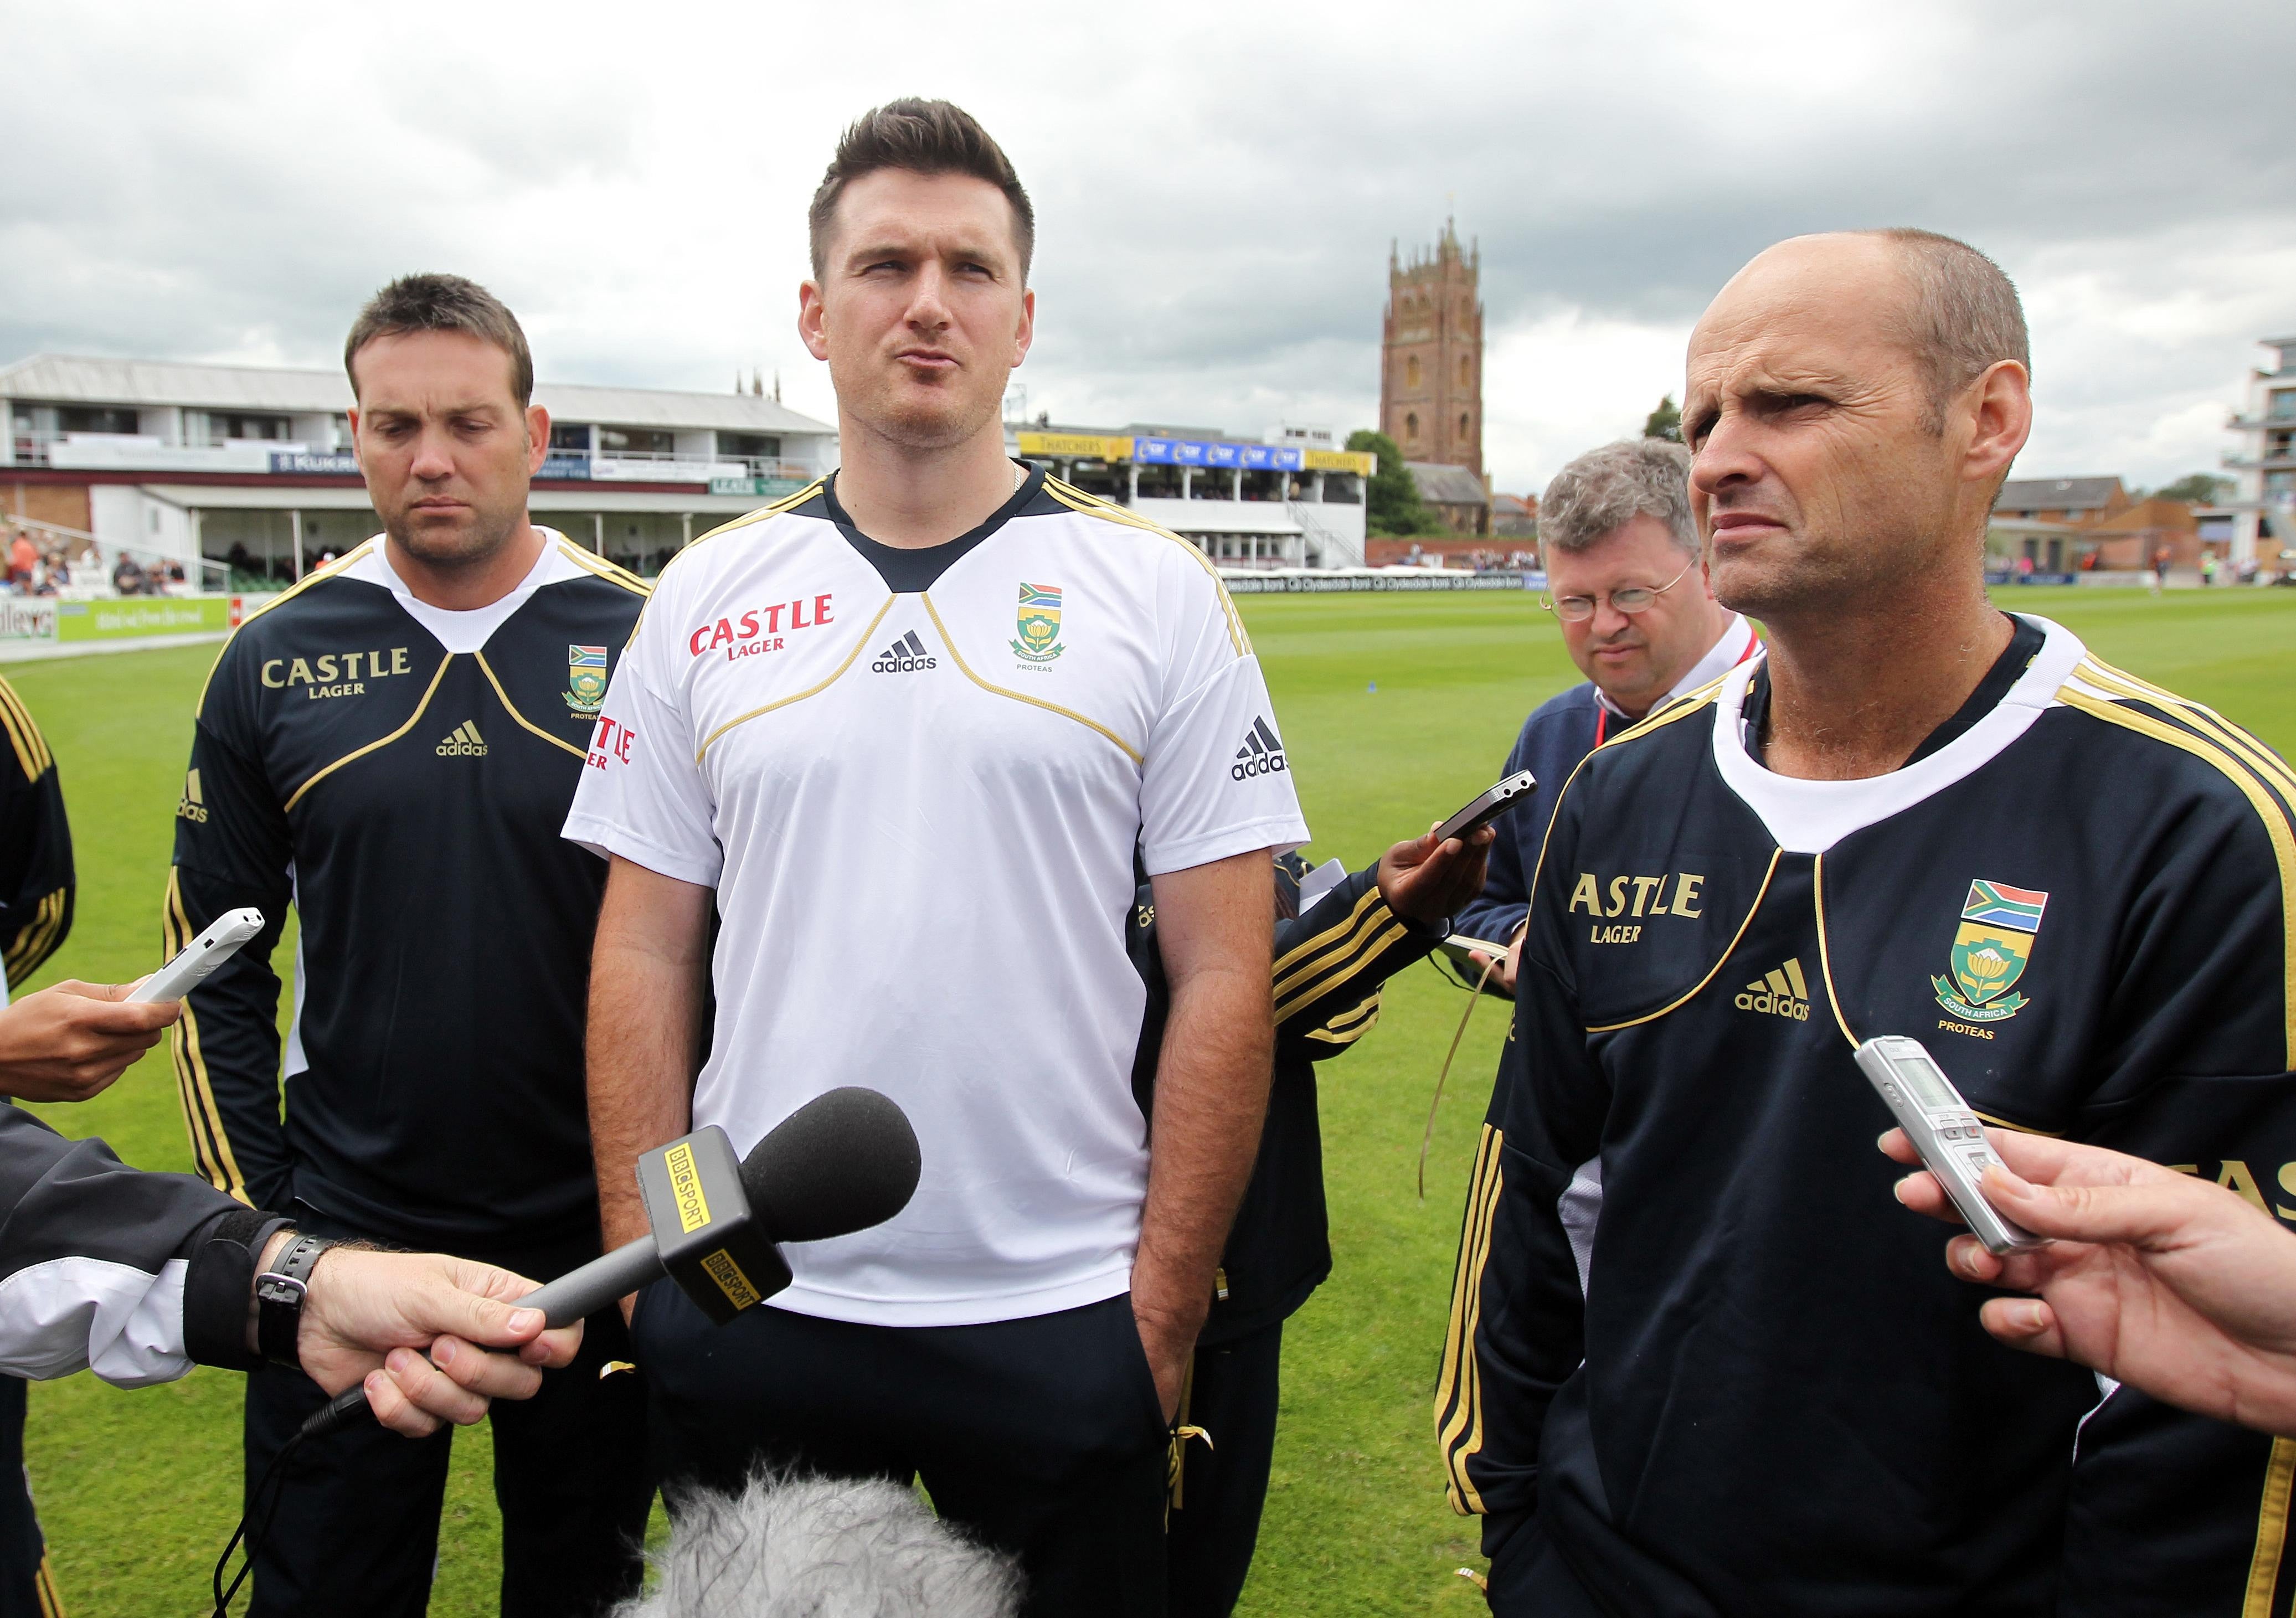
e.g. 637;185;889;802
1381;220;1484;478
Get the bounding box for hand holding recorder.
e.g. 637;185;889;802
0;907;266;1104
1882;1127;2296;1438
0;982;180;1102
1381;769;1520;944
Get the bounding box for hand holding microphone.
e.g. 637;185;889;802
300;1088;922;1438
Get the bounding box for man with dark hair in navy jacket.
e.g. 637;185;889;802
1454;439;1754;990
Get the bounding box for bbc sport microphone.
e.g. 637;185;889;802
300;1087;922;1437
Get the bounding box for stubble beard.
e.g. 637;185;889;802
851;363;1003;455
386;496;526;574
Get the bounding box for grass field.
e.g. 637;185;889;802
6;584;2295;1615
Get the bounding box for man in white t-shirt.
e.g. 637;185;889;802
566;100;1307;1616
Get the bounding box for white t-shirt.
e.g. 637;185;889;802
564;467;1309;1326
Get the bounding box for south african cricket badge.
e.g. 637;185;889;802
1012;583;1064;664
1932;878;2048;1023
565;644;609;717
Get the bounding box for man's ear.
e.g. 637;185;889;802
798;281;830;362
1960;360;2031;489
526;405;550;476
1011;286;1036;368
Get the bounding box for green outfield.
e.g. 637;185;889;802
6;584;2295;1615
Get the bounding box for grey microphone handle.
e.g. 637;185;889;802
516;1236;664;1328
297;1234;667;1440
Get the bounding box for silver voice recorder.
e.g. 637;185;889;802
1855;1034;2046;1257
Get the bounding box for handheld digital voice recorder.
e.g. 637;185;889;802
1434;769;1537;844
128;907;263;1004
1855;1034;2046;1256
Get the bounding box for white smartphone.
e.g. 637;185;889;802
128;908;264;1004
1855;1034;2045;1256
1434;770;1537;844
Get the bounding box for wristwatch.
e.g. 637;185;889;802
254;1233;333;1369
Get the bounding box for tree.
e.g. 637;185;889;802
1644;394;1682;443
1347;429;1435;537
2151;472;2234;504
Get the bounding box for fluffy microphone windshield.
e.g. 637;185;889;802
739;1088;922;1244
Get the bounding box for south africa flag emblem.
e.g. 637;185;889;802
1933;878;2048;1023
1012;583;1064;664
565;644;609;717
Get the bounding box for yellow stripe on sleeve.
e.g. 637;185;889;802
1435;1123;1506;1514
164;869;251;1204
2056;683;2296;1069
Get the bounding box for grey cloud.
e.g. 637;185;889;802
0;1;2287;490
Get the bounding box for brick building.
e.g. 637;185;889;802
1994;475;2133;525
1381;222;1484;478
2081;498;2205;571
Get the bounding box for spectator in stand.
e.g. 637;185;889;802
110;553;146;596
6;532;32;593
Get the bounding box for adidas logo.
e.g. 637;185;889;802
176;767;208;823
436;720;488;758
871;630;936;674
1231;716;1288;780
1736;957;1811;1021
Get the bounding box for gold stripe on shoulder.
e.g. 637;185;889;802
0;673;53;772
1041;479;1250;657
552;539;651;596
675;480;827;560
2075;658;2296;798
636;482;831;644
1602;667;1736;751
2056;683;2296;1069
0;675;48;780
195;538;378;717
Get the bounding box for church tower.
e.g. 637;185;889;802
1380;220;1484;478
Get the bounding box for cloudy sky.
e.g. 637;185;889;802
3;1;2289;496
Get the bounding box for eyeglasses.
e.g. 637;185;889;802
1540;558;1696;622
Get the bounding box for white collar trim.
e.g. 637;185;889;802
341;528;582;654
1710;614;2086;854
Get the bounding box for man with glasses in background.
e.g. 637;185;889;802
1454;439;1756;991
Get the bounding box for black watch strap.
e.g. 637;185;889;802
254;1233;331;1369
